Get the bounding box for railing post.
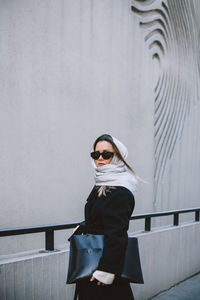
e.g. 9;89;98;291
145;217;151;231
174;213;179;226
195;210;200;222
45;230;54;251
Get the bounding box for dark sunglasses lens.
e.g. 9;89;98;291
102;152;113;159
90;151;114;160
90;151;100;160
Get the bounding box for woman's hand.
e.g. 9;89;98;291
90;276;105;286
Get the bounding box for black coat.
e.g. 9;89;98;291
84;186;135;276
76;186;135;300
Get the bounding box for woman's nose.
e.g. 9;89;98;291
98;154;104;160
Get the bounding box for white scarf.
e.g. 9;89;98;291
91;136;138;196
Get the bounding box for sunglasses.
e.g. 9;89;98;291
90;151;114;160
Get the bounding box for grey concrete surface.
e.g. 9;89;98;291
0;1;200;298
151;273;200;300
1;222;200;300
131;0;200;228
1;0;200;256
0;0;154;255
132;223;200;300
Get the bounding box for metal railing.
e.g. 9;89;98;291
130;207;200;231
0;207;199;252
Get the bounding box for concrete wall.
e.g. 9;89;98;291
0;0;154;255
131;0;200;228
1;222;200;300
0;0;200;288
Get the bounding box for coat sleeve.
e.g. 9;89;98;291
97;189;135;276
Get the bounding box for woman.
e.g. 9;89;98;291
74;134;138;300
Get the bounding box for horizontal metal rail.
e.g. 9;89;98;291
130;207;200;232
0;207;199;251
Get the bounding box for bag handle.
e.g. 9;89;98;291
68;221;86;241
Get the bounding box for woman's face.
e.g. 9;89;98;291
94;141;114;167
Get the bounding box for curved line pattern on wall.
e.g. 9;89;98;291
131;0;200;204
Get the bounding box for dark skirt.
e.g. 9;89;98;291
75;278;135;300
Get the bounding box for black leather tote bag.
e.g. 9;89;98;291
66;234;144;284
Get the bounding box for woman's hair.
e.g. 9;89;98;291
93;134;137;197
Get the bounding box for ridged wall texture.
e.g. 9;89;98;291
131;0;200;213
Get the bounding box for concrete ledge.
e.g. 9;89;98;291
0;222;200;300
132;222;200;299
